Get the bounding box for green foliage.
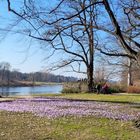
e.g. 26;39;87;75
109;87;121;93
108;84;126;93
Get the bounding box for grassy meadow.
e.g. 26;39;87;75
0;93;140;140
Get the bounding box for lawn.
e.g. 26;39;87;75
0;94;140;140
36;93;140;104
0;111;139;140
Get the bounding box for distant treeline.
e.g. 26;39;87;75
0;62;77;85
0;70;77;83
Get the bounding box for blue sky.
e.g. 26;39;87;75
0;1;120;80
0;1;66;76
0;1;44;72
0;1;88;78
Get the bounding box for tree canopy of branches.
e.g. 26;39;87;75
4;0;140;92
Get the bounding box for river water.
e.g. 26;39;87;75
0;84;63;96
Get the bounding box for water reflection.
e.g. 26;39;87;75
0;84;63;96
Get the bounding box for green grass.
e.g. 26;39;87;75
0;111;139;140
62;93;140;103
2;93;140;104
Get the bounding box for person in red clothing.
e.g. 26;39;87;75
102;83;109;94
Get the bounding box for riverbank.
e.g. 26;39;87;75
0;81;63;87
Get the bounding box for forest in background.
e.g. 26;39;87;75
0;62;77;86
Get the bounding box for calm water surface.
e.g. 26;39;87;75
0;84;63;96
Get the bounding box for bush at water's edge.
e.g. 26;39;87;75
62;82;88;93
62;82;126;94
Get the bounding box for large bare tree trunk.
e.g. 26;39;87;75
87;39;94;92
87;6;94;93
87;66;94;93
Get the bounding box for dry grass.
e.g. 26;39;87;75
127;86;140;93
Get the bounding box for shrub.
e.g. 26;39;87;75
108;87;120;93
108;84;126;93
127;86;140;93
62;82;88;93
61;88;81;93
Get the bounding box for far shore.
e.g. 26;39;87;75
0;81;63;87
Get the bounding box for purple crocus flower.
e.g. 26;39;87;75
0;98;139;121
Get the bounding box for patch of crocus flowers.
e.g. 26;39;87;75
0;98;139;121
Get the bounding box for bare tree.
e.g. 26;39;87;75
5;0;102;92
120;57;140;87
0;62;11;86
3;0;140;92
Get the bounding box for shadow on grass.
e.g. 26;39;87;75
34;96;140;106
55;97;140;109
